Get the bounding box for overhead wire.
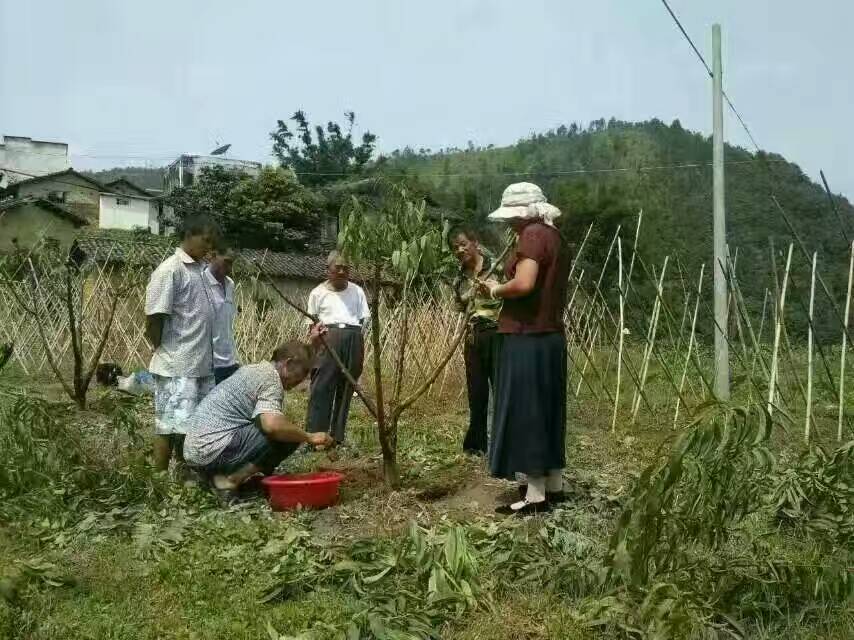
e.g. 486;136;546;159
1;158;786;186
659;0;761;152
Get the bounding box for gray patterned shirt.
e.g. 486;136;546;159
145;248;214;378
203;267;238;368
183;362;284;465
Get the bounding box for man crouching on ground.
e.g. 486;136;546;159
183;331;333;500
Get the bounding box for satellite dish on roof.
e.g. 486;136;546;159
210;143;231;156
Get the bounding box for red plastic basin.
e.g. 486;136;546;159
261;471;344;511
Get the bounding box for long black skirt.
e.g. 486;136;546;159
489;332;567;480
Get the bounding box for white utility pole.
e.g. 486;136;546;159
712;23;730;400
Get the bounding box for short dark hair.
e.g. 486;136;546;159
182;214;220;240
447;224;479;250
271;341;315;374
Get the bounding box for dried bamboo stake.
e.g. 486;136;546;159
575;318;602;397
437;312;463;398
574;226;621;328
567;224;593;284
749;289;771;390
632;255;669;423
728;249;748;362
674;263;705;428
612;237;624;433
838;240;854;441
624;210;643;302
805;252;817;443
767;244;793;416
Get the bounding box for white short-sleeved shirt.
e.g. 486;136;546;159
306;281;370;327
204;267;238;368
145;248;214;378
183;362;283;465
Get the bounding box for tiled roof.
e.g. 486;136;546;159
71;229;172;268
4;168;107;192
0;196;90;226
238;248;328;280
69;229;380;283
104;178;153;198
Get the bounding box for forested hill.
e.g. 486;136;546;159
379;118;854;337
84;166;165;191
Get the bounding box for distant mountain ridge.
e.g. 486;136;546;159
377;118;854;338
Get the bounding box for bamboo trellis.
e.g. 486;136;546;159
2;224;853;440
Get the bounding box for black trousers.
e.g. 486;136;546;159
462;325;497;454
307;327;364;443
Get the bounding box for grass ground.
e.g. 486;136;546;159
0;367;851;639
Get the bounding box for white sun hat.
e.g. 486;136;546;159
487;182;562;227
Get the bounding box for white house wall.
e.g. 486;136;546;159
99;194;159;234
0;136;70;188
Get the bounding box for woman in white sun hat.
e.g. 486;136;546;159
477;182;569;516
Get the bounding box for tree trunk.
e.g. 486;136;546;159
380;415;400;488
369;264;399;487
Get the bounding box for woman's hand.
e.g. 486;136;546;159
475;278;500;299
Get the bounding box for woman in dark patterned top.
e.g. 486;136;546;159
449;225;501;455
477;183;570;516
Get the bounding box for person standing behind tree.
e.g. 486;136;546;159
477;183;570;516
145;215;219;473
306;251;370;445
449;225;501;455
205;247;240;385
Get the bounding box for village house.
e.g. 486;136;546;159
163;154;262;193
3;169;105;222
0;196;88;252
99;178;160;234
0;169;160;251
0;135;70;188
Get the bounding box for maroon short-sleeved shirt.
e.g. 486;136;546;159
498;222;570;334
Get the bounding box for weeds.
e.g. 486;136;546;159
774;440;854;544
598;399;853;638
0;388;169;524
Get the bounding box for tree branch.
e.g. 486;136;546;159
81;288;122;394
9;265;77;402
258;270;379;418
394;237;514;417
64;264;83;399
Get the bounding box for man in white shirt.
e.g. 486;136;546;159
306;251;370;444
204;247;240;385
144;216;218;472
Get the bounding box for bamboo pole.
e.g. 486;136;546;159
624;210;643;304
612;237;624;432
567;224;593;284
838;240;854;441
805;252;817;443
674;263;705;428
767;244;793;416
749;289;771;391
632;256;669;423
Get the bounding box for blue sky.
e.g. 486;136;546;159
1;0;852;198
